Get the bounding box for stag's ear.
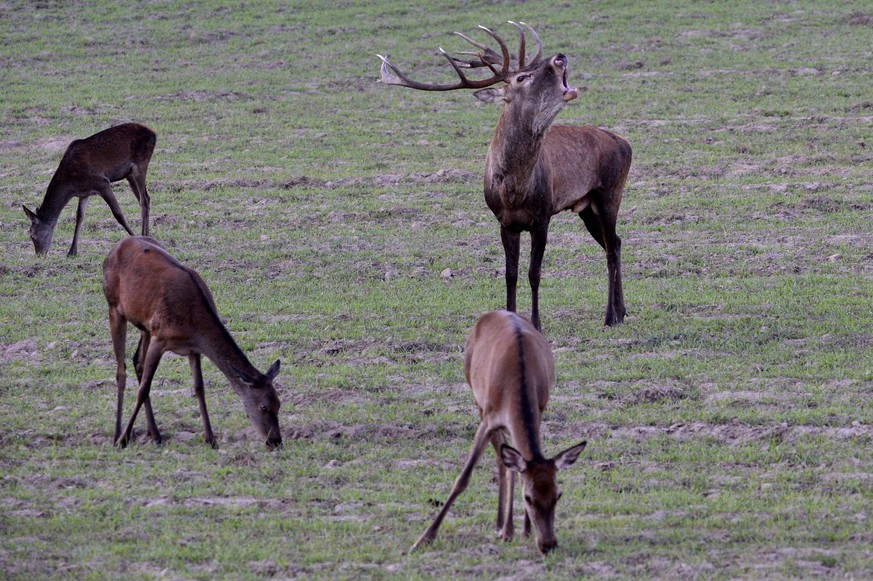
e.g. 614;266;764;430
500;443;528;473
23;205;38;222
474;87;507;104
265;359;280;380
553;441;587;470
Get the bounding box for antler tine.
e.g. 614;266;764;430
519;21;543;67
449;32;502;69
476;25;511;77
376;25;515;92
507;21;526;72
454;31;490;53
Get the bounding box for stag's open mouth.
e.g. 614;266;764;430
561;70;577;102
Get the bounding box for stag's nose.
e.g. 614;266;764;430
553;53;568;68
266;436;283;450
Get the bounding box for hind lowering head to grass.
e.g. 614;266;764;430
379;22;632;329
23;123;156;256
411;310;586;554
102;236;282;449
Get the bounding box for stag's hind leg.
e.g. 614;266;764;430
579;205;625;326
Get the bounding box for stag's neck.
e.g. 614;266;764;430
487;111;547;207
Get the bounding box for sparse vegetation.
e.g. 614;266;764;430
1;0;872;579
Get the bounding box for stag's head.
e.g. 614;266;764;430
500;440;587;554
378;22;579;135
234;359;283;449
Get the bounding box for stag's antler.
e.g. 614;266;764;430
377;21;544;92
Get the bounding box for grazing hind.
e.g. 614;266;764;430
23;123;156;256
411;310;586;554
102;236;282;449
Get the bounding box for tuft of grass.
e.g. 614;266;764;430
1;0;872;578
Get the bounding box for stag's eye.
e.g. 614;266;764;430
557;491;563;501
515;74;528;83
524;494;532;504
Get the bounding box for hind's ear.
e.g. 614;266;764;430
265;359;280;380
553;441;587;470
23;205;38;222
500;443;528;473
233;365;258;386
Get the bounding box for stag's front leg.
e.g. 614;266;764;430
500;226;521;314
528;224;549;331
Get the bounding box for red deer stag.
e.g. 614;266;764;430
23;123;156;256
379;22;631;328
102;236;282;449
411;310;586;554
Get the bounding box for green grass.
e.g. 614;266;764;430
2;0;873;578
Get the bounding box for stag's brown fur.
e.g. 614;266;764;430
23;123;156;256
480;56;632;329
102;236;282;449
379;24;632;328
412;311;586;554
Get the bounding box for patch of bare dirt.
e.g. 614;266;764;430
847;12;873;26
629;385;686;404
285;420;429;442
283;168;478;190
0;338;39;363
154;90;251;102
587;420;873;445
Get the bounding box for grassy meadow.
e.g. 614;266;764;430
1;0;872;578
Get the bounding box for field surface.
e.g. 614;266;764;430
1;1;872;579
